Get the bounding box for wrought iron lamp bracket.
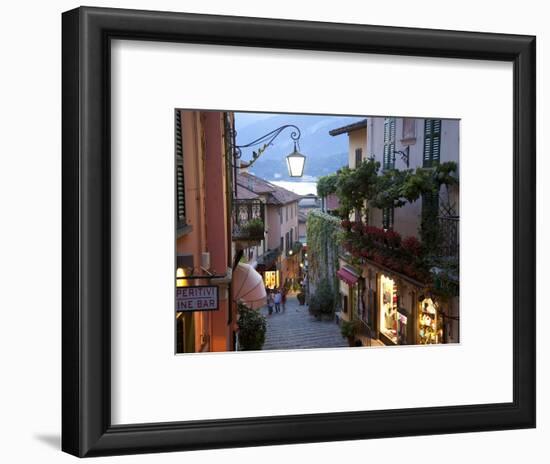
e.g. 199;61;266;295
393;146;410;168
229;124;302;168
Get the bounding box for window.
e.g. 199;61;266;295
290;228;293;244
382;207;394;230
383;117;396;170
423;119;442;167
286;206;288;222
402;118;416;141
285;232;290;251
355;148;362;168
280;236;284;251
175;110;187;234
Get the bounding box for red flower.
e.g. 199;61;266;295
385;257;402;273
351;221;363;233
402;236;422;256
341;219;351;230
385;230;402;248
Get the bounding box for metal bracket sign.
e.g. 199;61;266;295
176;285;219;312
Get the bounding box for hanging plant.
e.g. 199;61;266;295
306;210;342;311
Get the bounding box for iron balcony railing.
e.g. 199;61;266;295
232;199;265;242
257;247;282;268
438;215;459;258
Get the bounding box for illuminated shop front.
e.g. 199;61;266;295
378;274;409;345
263;270;280;290
418;297;442;344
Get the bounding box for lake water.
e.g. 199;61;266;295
271;181;317;196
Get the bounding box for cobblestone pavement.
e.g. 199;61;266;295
260;295;348;350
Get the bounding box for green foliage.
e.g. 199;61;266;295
434;161;458;188
309;278;336;315
340;319;359;339
317;173;338;198
306;210;342;311
333;161;458;216
399;168;435;202
242;218;264;237
237;303;266;351
336;160;380;217
370;168;411;209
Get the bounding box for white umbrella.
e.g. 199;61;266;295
232;262;267;309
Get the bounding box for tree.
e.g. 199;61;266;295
316;173;338;198
336;159;380;218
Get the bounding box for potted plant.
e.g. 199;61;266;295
242;217;264;238
297;291;306;305
340;319;359;347
237;303;267;351
308;280;335;320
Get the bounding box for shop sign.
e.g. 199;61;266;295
176;285;219;312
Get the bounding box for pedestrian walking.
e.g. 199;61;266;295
267;291;274;315
274;289;282;313
281;290;287;312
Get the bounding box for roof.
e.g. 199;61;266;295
236;172;301;205
237;172;275;195
329;118;368;136
235;184;259;200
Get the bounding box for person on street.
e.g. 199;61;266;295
267;291;274;315
281;290;287;311
274;289;282;313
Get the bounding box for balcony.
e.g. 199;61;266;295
438;215;459;258
232;199;265;243
257;247;282;271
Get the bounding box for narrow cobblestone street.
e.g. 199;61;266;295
259;295;348;350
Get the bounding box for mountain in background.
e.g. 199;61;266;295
234;112;364;182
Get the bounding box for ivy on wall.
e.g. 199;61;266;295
306;210;342;311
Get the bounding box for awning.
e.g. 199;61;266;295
232;263;267;309
337;267;359;286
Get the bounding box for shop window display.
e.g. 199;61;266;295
379;274;398;344
397;310;408;344
418;297;441;344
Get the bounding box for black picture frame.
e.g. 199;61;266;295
62;6;536;457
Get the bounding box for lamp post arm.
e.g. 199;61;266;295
231;124;302;168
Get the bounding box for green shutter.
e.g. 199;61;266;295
176;110;186;226
383;118;396;170
382;207;394;230
423;119;442;168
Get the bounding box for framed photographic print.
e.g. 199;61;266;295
62;6;536;457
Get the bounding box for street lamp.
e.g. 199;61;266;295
229;123;306;178
286;142;306;177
